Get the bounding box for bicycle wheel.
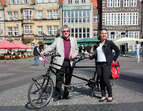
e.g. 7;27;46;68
28;76;54;109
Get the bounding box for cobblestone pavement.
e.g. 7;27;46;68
0;57;143;111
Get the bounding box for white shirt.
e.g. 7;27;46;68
96;43;106;62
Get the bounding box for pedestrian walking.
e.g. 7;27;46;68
33;44;40;66
87;28;120;102
40;25;79;102
135;41;140;62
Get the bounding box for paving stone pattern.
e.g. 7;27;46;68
0;57;143;111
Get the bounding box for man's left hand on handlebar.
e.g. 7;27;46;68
40;51;46;55
71;54;77;59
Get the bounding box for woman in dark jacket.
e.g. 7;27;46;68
89;29;120;102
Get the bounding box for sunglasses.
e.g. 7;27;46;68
62;30;69;33
101;28;107;31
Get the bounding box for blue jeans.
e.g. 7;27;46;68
34;56;38;65
136;49;140;60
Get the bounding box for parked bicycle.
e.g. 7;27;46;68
27;53;113;109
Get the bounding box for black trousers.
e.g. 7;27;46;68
96;62;112;97
55;60;73;98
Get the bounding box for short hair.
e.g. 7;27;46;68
61;25;70;32
136;41;138;44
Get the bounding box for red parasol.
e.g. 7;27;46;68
13;41;30;49
0;40;19;49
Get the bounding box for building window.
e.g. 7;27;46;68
17;0;21;4
93;30;99;37
23;0;27;4
47;11;51;19
111;32;115;39
45;0;49;3
10;0;14;4
54;26;58;35
30;26;33;34
82;0;86;3
38;27;42;36
37;11;43;19
123;0;129;7
68;0;72;4
47;26;51;35
107;0;113;7
51;0;55;2
79;28;82;38
38;0;42;3
14;12;18;20
63;11;90;23
70;28;90;38
121;33;125;38
8;27;12;36
7;12;12;20
129;43;133;51
75;0;79;3
53;10;58;19
70;28;74;37
83;11;86;22
31;43;35;50
131;0;137;7
105;12;138;26
134;32;139;38
105;13;110;25
87;11;90;22
30;11;33;19
24;26;29;34
94;15;99;22
114;0;120;7
14;27;18;36
115;32;119;39
24;11;28;19
87;28;90;37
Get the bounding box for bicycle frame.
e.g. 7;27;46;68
45;54;96;87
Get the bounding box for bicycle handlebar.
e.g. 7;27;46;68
43;53;61;57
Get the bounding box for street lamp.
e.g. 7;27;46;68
42;33;45;50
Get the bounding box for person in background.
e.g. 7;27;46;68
135;41;140;62
86;28;120;102
40;25;78;102
33;44;40;66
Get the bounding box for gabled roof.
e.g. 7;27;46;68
90;0;98;8
59;0;64;3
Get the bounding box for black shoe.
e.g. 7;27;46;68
63;96;70;99
107;98;113;102
99;97;106;102
53;97;61;102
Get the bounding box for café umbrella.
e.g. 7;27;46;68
0;40;19;49
77;38;100;46
13;41;30;49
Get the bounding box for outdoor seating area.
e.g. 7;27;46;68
0;53;33;60
0;39;32;60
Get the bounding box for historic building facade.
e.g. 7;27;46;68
59;0;100;40
3;0;60;51
0;2;5;40
102;0;142;52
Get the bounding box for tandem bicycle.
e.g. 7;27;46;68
27;53;113;109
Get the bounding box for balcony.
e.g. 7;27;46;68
22;34;34;43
